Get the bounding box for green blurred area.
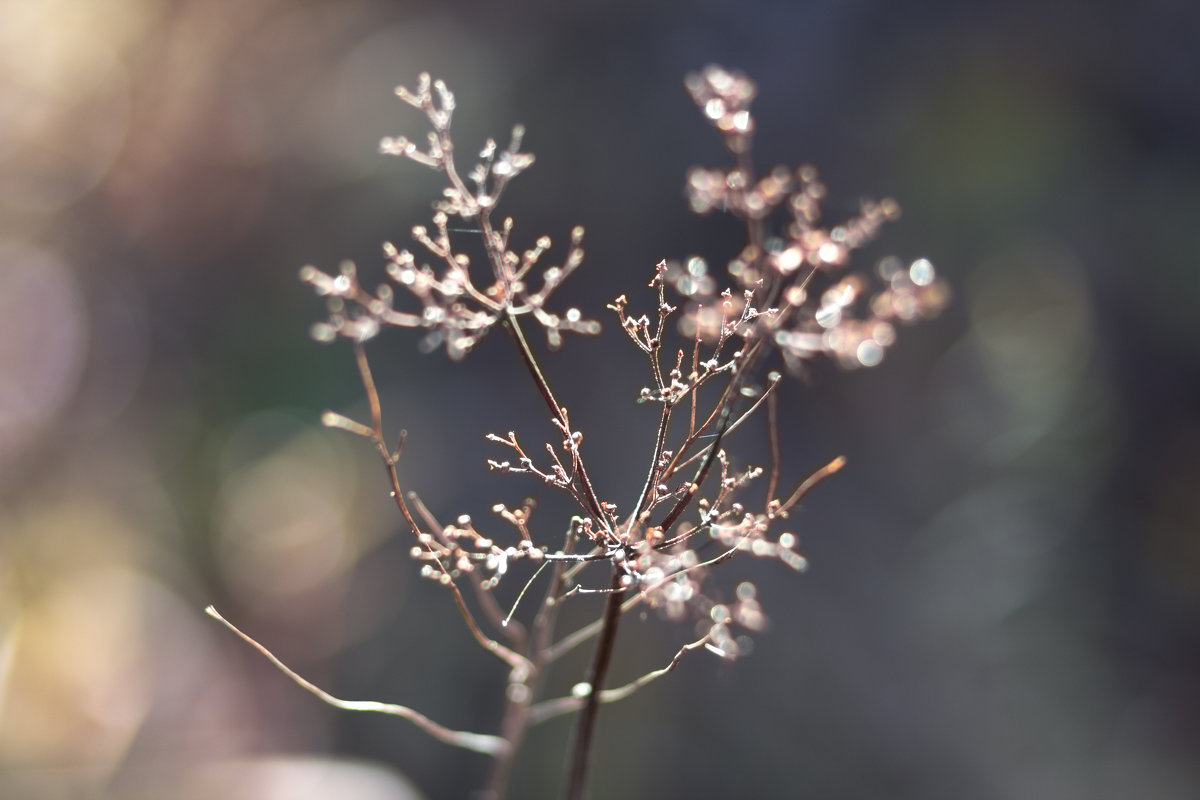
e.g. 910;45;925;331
2;1;1198;798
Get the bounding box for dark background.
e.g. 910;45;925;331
2;1;1198;798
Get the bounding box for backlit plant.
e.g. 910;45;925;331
207;65;948;800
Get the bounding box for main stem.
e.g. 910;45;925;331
565;569;625;800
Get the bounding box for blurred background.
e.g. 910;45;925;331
2;0;1198;798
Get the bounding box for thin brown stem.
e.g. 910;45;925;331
657;365;739;482
766;389;782;505
445;569;533;673
630;403;673;531
498;304;609;533
665;370;782;478
778;454;847;516
530;631;713;725
207;606;507;756
351;343;531;673
656;363;748;535
544;614;603;665
409;491;528;646
564;569;625;800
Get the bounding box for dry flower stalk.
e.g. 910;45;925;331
211;65;948;800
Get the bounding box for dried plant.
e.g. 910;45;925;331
207;66;948;800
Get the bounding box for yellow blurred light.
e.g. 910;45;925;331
0;0;136;211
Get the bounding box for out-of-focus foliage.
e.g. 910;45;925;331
2;1;1198;798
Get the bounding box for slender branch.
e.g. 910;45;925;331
544;614;604;665
410;491;527;645
444;566;534;674
530;632;713;725
665;369;782;478
504;561;549;627
656;368;745;535
766;389;781;506
688;323;702;438
206;606;508;756
475;569;527;643
660;330;773;531
350;343;531;674
355;343;385;437
498;304;609;532
657;363;741;482
777;454;847;516
533;522;577;645
630;402;673;531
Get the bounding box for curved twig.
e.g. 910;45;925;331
206;606;508;756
